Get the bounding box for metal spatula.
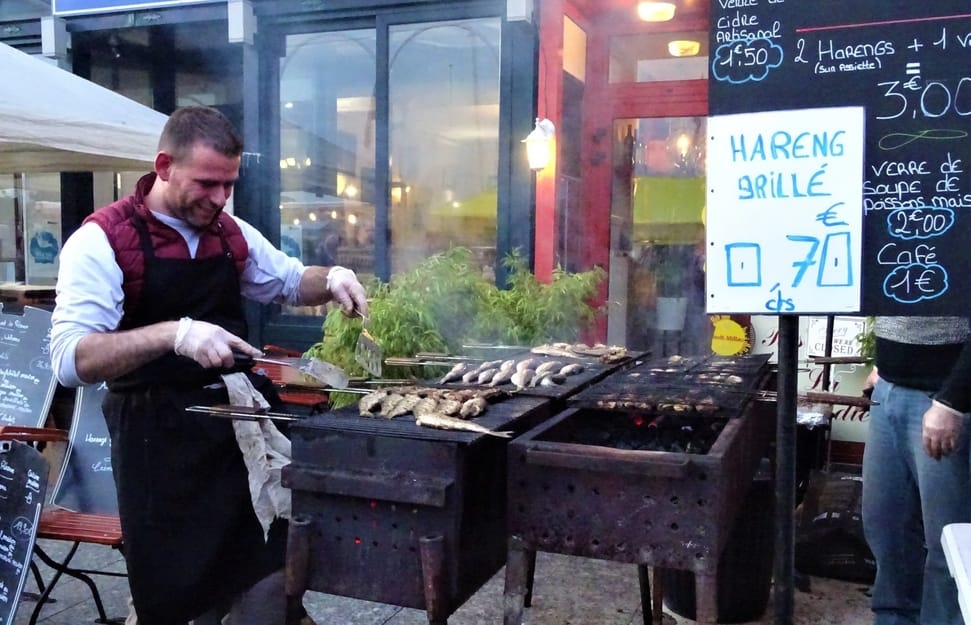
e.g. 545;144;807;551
354;313;383;378
232;351;350;389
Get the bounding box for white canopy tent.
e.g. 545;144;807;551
0;42;168;174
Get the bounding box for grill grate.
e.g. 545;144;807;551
569;353;772;417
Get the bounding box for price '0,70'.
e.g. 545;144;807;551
725;232;853;289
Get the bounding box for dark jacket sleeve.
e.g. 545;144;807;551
934;340;971;414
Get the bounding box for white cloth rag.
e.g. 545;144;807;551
221;372;292;541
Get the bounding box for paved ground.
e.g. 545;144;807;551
13;537;872;625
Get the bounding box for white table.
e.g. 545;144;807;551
942;523;971;624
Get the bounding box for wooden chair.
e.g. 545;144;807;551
0;420;126;625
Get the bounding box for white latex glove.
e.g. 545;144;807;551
173;318;262;369
923;400;965;460
327;266;369;317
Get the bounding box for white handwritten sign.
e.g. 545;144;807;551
706;106;865;313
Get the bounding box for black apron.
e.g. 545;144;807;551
102;215;287;625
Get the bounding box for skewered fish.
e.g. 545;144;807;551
559;363;584;376
511;369;534;391
359;389;389;415
386;394;423;418
534;360;564;377
459;396;488;418
530;343;578;359
488;367;516;387
437;398;463;416
415;413;512;437
539;373;566;387
412;396;440;417
378;393;406;417
476;368;499;385
515;358;538;373
498;359;518;372
461;369;480;383
439;362;470;384
474;359;504;374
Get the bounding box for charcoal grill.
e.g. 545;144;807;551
503;354;775;625
282;394;550;625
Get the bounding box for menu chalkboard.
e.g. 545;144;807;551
0;441;47;625
0;306;56;427
709;1;971;314
50;382;117;515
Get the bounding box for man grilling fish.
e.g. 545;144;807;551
50;106;367;625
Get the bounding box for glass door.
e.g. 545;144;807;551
608;116;710;356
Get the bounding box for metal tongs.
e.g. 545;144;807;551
232;350;350;389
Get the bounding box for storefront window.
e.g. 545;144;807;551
279;28;378;306
278;16;501;318
0;173;62;286
388;18;501;275
609;116;709;355
609;30;708;83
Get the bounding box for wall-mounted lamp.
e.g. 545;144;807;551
637;1;676;22
523;118;556;171
668;39;701;57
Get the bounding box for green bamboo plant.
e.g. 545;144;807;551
304;247;605;408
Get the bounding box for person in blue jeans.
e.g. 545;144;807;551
863;316;971;625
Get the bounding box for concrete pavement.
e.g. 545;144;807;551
14;538;872;625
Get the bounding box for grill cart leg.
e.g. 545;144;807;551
502;535;530;625
419;533;448;625
694;572;718;625
637;564;652;625
651;567;665;625
524;548;536;607
638;564;666;625
285;515;312;625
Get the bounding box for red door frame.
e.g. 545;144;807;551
536;2;710;340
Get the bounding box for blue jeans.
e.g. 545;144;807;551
862;378;971;625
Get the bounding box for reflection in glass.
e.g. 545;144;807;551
609;117;711;356
279;30;378;315
389;18;501;275
609;30;708;83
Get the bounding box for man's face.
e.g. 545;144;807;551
157;143;240;228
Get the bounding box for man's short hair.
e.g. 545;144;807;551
158;106;244;162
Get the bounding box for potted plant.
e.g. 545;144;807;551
653;246;689;331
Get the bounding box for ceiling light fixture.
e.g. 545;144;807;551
637;1;676;22
668;39;701;57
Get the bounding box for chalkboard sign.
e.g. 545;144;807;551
0;306;56;427
709;1;971;314
0;441;47;624
50;382;117;515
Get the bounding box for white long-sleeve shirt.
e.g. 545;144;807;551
51;210;306;387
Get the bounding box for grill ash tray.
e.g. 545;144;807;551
282;394;550;623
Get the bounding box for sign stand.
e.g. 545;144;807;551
774;316;799;625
